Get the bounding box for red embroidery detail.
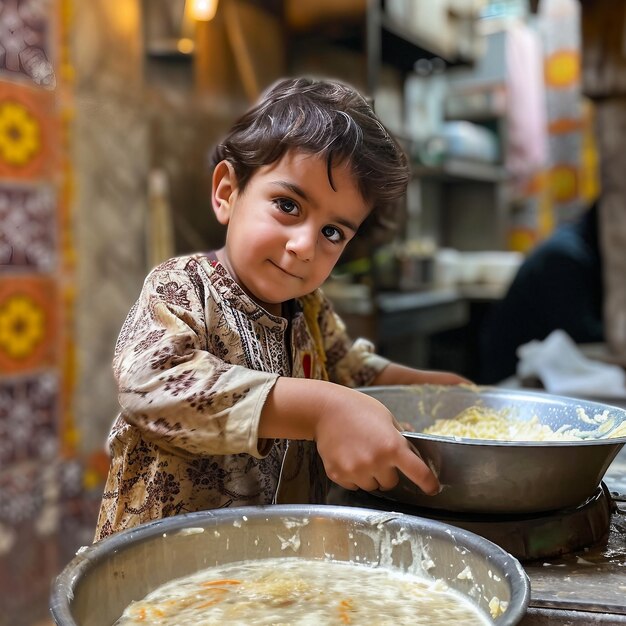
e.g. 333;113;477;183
302;353;312;378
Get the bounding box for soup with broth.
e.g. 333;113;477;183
115;557;496;625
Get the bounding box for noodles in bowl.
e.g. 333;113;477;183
422;405;626;442
358;385;626;513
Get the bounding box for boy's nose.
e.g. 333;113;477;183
286;226;316;261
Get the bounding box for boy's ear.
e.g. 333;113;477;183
212;160;238;225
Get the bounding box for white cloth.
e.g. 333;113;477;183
516;329;626;397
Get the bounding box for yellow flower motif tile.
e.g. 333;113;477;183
0;101;42;166
0;293;45;359
0;275;57;374
0;82;57;180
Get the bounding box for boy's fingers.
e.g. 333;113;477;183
332;473;384;493
330;477;359;491
391;416;413;432
397;445;440;496
374;466;400;491
358;477;382;492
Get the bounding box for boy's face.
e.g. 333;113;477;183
213;150;371;316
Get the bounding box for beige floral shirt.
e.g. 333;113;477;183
95;253;389;541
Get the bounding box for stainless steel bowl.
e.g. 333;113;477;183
360;385;626;514
50;505;530;625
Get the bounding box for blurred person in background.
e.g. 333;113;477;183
479;201;603;384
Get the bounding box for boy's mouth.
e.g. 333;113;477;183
269;260;302;280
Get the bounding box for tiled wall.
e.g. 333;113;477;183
0;1;96;624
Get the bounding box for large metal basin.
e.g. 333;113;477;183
50;505;529;625
360;385;626;514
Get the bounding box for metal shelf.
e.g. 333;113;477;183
365;0;473;93
379;14;468;72
413;158;508;183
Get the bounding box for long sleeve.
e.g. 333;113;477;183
114;258;280;458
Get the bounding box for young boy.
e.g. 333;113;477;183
95;77;465;541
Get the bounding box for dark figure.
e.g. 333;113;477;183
480;202;604;384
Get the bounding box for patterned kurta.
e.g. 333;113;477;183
95;253;389;541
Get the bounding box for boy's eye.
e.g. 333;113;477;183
321;225;344;243
275;198;299;215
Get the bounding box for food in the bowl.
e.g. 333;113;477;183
422;405;626;441
114;557;494;625
423;406;579;441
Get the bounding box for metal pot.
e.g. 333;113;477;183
360;385;626;514
50;505;530;625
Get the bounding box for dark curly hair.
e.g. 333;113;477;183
209;76;409;236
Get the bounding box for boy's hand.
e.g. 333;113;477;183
314;388;440;495
259;378;440;496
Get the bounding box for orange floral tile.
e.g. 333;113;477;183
0;274;58;374
0;82;58;180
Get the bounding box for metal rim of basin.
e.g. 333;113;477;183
50;504;531;626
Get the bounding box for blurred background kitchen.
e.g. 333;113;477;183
1;0;626;623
